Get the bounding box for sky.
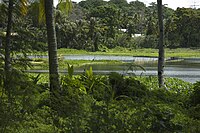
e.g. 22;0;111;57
54;0;200;10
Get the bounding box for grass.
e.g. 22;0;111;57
29;58;123;70
57;48;159;56
30;48;200;58
28;47;200;70
165;48;200;57
58;47;200;57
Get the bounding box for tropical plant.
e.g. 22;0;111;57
38;0;72;91
3;0;29;94
43;0;60;91
4;0;14;90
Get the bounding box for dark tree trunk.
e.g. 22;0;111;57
93;32;99;52
2;1;14;130
44;0;60;91
5;0;14;89
157;0;165;88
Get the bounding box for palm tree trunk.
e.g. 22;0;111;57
44;0;60;91
157;0;165;88
5;0;14;89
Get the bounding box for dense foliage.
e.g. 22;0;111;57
1;0;200;52
0;0;200;132
0;66;200;132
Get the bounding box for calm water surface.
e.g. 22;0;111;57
76;61;200;83
28;55;200;83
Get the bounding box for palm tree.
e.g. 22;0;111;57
4;0;28;89
157;0;165;88
44;0;60;91
43;0;72;91
5;0;13;71
4;0;14;90
4;0;71;91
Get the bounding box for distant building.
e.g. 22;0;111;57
119;29;144;37
132;34;144;37
0;32;18;37
119;29;127;32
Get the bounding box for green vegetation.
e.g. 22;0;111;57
28;48;200;70
0;0;200;132
31;48;200;57
58;48;200;57
1;69;200;132
30;58;122;70
1;0;200;53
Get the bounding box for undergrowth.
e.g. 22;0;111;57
0;68;200;132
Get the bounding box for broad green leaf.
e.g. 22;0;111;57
58;0;72;15
67;63;74;78
39;0;45;23
19;0;28;16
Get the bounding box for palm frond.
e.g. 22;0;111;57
58;0;72;15
19;0;28;15
38;0;45;23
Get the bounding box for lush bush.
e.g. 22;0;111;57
0;69;200;132
188;82;200;120
189;82;200;106
129;36;145;48
141;35;158;48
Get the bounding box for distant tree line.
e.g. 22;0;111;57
0;0;200;52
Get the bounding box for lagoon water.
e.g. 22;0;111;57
28;55;200;83
63;55;158;62
29;55;158;62
76;62;200;83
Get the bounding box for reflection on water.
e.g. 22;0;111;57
27;55;200;83
28;55;158;62
76;61;200;83
63;55;158;62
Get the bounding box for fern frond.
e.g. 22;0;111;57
39;0;45;23
58;0;72;15
19;0;28;15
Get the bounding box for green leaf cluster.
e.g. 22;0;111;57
1;68;200;132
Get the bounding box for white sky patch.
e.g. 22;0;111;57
138;0;191;9
54;0;59;7
54;0;200;9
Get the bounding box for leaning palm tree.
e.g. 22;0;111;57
4;0;71;91
4;0;28;89
2;1;28;131
157;0;165;88
5;0;14;77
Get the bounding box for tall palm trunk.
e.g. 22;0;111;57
44;0;60;91
2;1;14;131
157;0;165;88
5;0;14;89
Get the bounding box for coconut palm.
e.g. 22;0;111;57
4;0;71;91
44;0;60;91
42;0;72;91
5;0;13;75
157;0;165;88
4;0;28;90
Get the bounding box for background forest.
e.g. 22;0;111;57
0;0;200;132
1;0;200;52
